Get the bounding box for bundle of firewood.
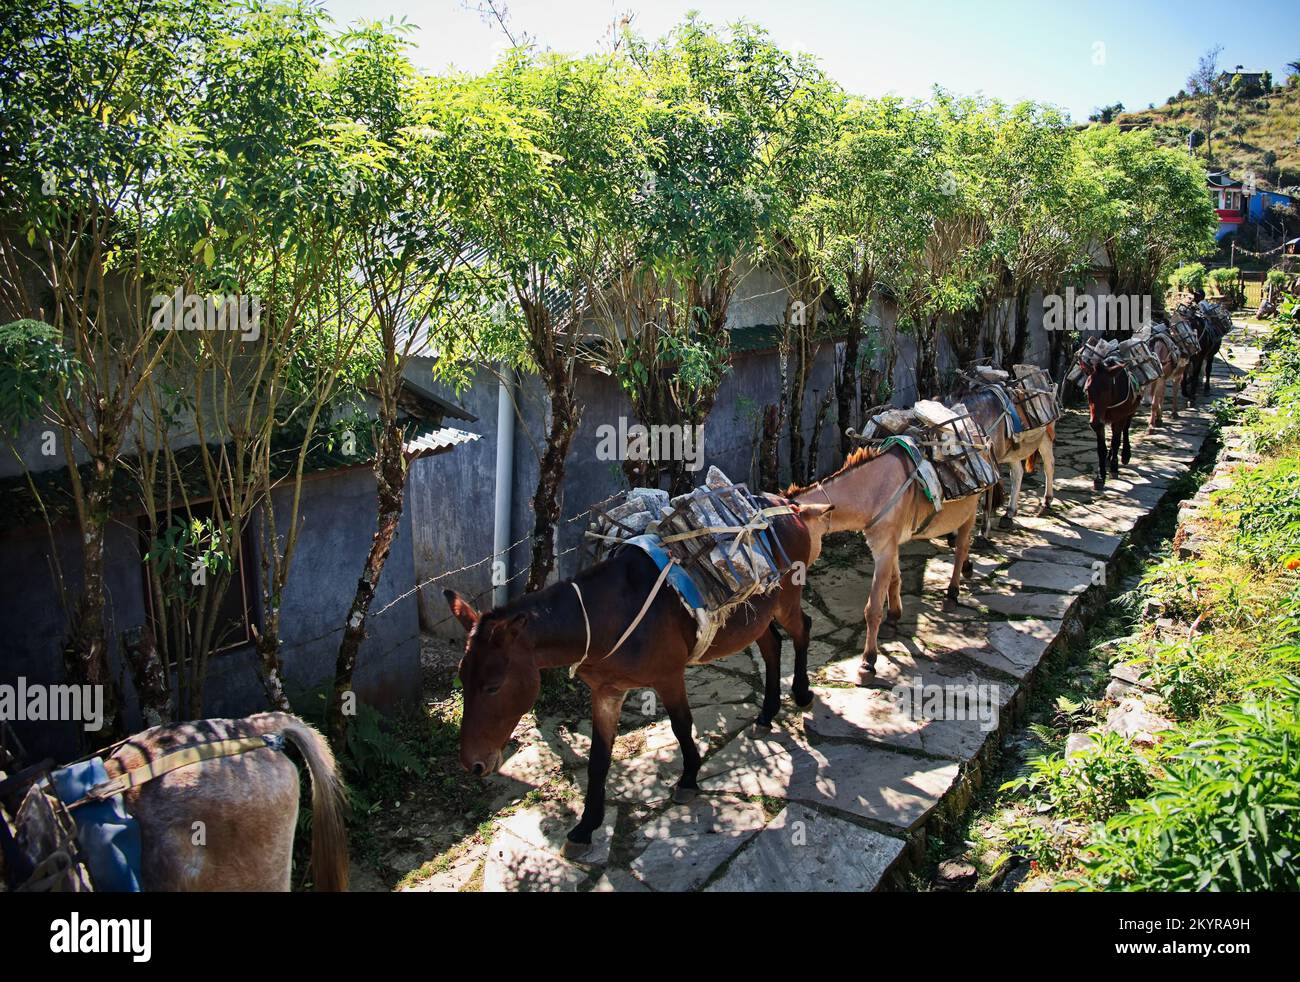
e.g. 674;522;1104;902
584;467;785;611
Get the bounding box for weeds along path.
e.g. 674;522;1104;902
373;328;1260;893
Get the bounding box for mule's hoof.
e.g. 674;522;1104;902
794;689;815;710
1036;501;1053;517
878;619;898;640
961;560;973;579
997;515;1014;530
856;662;877;686
562;837;593;860
974;534;993;549
1093;477;1105;491
752;715;775;732
672;785;699;805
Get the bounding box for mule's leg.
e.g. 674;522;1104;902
1093;422;1107;490
859;538;898;682
1000;459;1024;529
1036;438;1056;516
1148;381;1162;428
775;604;815;709
1171;368;1182;418
946;513;975;608
656;674;704;805
880;548;905;637
565;686;627;857
887;559;904;626
1204;349;1214;394
1109;421;1121;475
1121;417;1132;465
755;625;783;729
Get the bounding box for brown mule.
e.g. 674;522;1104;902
951;384;1057;533
447;497;828;858
1077;353;1142;491
1143;329;1187;429
791;446;981;684
89;713;347;891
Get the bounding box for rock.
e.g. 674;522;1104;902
1103;698;1173;746
934;859;978;891
1064;732;1095;757
494;800;616;868
628;795;767;892
482;829;591;892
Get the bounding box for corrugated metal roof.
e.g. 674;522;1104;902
404;425;479;459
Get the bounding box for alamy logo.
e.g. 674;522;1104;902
1043;288;1152;334
0;677;103;731
50;913;151;962
594;417;704;472
151;288;261;341
891;679;1001;732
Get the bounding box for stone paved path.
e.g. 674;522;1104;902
404;329;1259;893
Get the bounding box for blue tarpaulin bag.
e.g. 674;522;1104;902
49;757;143;892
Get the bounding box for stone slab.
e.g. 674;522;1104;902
704;803;906;892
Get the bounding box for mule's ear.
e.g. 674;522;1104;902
796;502;834;521
487;612;529;646
443;589;479;633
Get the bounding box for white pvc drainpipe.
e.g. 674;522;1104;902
492;366;516;609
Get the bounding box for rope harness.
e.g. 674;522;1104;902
568;559;675;678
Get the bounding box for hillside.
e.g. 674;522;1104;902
1111;80;1300;191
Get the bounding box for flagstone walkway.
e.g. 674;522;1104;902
403;328;1259;893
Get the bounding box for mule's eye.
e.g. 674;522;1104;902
484;682;502;696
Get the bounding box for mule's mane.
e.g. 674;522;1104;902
786;444;880;497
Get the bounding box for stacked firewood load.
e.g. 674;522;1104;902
584;467;788;613
1009;364;1062;430
853;399;999;501
1069;336;1161;385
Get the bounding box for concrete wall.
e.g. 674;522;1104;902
0;465;422;761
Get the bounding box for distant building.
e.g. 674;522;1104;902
1207;171;1246;241
1217;69;1268;91
1247;188;1295;222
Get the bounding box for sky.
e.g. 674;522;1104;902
320;0;1299;122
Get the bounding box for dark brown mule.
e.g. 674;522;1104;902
446;498;829;858
1181;309;1224;401
1078;353;1141;491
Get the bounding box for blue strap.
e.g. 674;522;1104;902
626;534;706;610
49;758;142;892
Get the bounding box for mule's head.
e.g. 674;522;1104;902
444;590;540;777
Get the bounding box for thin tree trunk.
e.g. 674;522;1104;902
834;311;859;461
526;378;580;592
66;464;120;744
328;419;406;747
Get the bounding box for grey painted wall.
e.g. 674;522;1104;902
0;465;422;761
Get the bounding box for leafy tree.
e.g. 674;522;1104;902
788;95;947;452
0;0;228;739
1077;126;1218;304
464;51;650;591
591;17;819;492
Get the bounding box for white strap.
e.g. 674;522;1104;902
569;582;591;679
569;559;675;679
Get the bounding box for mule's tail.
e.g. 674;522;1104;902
281;719;349;891
1025;422;1056;475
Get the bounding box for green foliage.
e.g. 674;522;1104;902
1169;262;1207;292
1002;731;1154;822
1077;674;1300;891
1077;126;1218;295
0;320;81;435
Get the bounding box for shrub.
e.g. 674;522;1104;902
1076;674;1300;891
1002;731;1154;823
1169;262;1207;292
